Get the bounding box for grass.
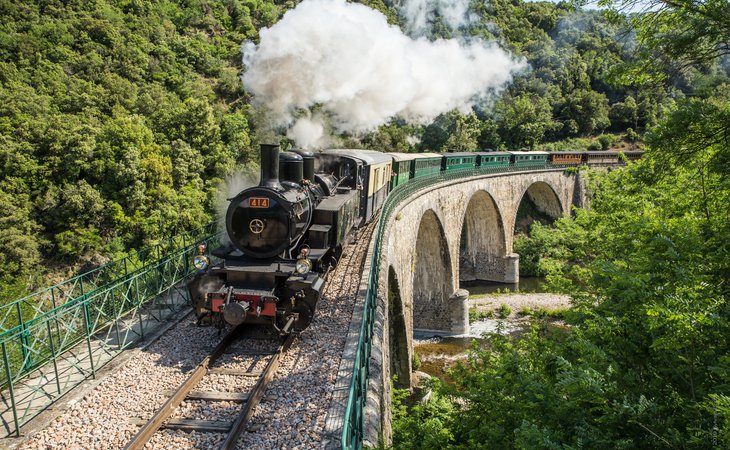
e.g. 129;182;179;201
517;306;569;319
469;308;494;323
496;303;512;319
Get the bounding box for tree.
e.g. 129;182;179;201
442;113;481;152
559;89;611;136
609;95;638;130
0;0;264;282
0;181;42;276
600;0;730;76
497;94;560;149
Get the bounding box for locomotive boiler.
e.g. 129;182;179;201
188;143;367;333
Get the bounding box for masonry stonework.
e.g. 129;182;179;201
366;168;587;445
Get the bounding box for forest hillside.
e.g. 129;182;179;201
1;0;725;300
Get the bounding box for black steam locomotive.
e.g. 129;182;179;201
188;144;392;333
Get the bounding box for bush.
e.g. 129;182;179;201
497;303;512;318
597;134;614;150
469;308;494;323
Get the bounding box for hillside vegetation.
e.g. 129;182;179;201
0;0;280;298
0;0;723;296
394;0;730;448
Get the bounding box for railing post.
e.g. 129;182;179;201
82;300;96;379
51;289;62;357
112;289;123;350
16;303;31;372
46;319;62;395
136;276;144;339
2;341;20;436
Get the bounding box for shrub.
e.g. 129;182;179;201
497;303;512;318
597;134;614;150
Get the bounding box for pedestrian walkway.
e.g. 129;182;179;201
0;287;189;438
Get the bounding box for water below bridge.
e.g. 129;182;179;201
413;277;568;381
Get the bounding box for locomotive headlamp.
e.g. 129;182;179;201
295;258;312;275
193;255;210;271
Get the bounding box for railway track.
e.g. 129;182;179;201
21;220;377;449
124;330;294;450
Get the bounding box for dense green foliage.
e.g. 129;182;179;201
396;142;730;447
394;1;730;448
0;0;679;300
404;0;682;152
0;0;285;296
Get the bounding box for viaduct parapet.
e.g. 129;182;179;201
363;168;586;445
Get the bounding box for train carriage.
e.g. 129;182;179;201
549;151;584;165
476;151;511;169
509;151;549;167
442;152;477;171
411;153;443;178
585;151;620;166
387;152;420;189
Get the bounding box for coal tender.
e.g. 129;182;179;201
188;144;363;334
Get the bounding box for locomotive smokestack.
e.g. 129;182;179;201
259;143;282;189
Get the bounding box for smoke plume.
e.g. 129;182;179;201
242;0;523;147
216;168;259;244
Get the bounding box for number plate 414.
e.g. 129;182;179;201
249;197;270;208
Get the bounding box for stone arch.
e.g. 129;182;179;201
459;190;507;282
387;266;409;388
412;209;454;332
514;181;563;234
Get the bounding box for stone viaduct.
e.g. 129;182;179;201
363;168;586;445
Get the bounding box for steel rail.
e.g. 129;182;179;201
124;328;294;450
220;333;295;450
124;327;242;450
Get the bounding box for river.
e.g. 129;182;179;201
413;278;570;381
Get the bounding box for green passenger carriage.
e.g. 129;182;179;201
442;152;477;171
386;153;419;189
509;151;549;167
476;151;511;169
411;153;443;178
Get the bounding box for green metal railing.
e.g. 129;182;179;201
340;163;575;449
0;222;223;436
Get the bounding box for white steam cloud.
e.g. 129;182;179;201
216;169;259;244
287;114;329;149
242;0;524;147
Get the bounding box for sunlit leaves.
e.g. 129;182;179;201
0;0;257;284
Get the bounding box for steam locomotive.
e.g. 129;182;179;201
188;144;392;333
189;144;641;334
